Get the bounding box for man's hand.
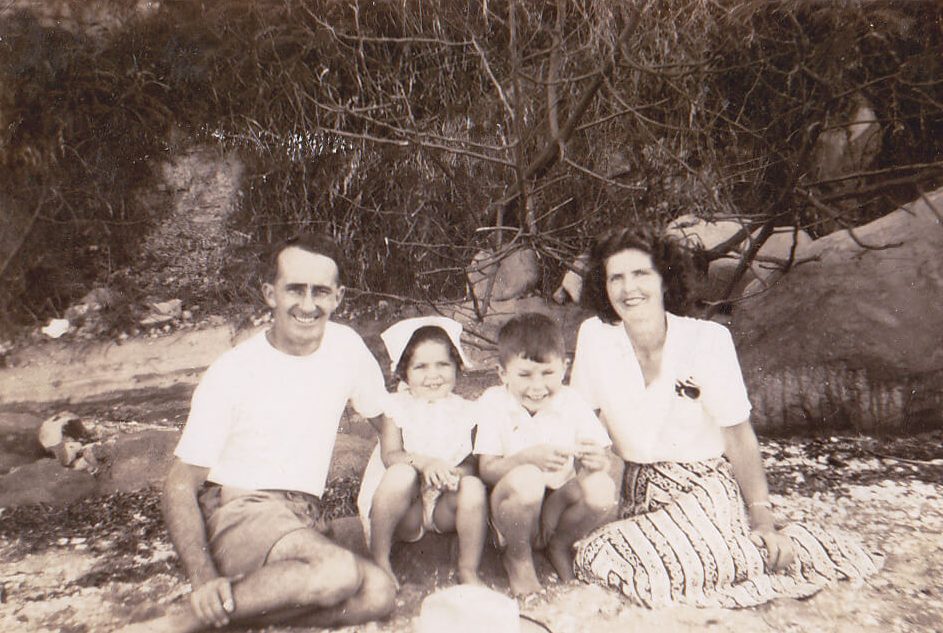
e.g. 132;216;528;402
520;444;572;471
190;576;235;628
574;439;608;472
750;526;795;572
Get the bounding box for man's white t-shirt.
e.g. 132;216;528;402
174;323;387;497
570;314;752;464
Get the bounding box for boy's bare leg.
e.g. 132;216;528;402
369;463;421;581
491;465;546;596
435;476;488;585
546;471;617;582
543;482;581;581
538;483;574;549
116;529;395;633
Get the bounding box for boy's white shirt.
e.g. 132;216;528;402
473;384;611;489
174;323;387;497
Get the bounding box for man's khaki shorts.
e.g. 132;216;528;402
198;485;329;578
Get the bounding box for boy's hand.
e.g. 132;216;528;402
575;439;608;472
421;459;455;489
521;444;572;471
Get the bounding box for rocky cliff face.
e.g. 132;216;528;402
732;189;943;433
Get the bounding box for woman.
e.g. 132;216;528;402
569;226;881;608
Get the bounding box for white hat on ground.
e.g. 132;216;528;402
415;585;549;633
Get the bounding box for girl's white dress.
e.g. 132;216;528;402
356;391;478;542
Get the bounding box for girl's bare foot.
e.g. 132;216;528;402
545;537;575;582
501;552;542;596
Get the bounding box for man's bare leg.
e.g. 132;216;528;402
251;555;396;628
491;465;546;596
116;529;395;633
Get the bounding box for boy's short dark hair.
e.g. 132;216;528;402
263;233;345;285
497;312;565;366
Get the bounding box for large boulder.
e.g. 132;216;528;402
467;247;540;302
706;227;814;301
732;189;943;433
552;254;590;305
665;213;744;251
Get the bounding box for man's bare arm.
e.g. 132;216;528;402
162;459;218;586
163;459;240;627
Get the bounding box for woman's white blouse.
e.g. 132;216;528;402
570;314;752;464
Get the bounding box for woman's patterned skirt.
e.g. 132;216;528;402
573;458;883;608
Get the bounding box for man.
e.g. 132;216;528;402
121;234;396;632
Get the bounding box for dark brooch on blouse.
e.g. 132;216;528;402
674;377;701;400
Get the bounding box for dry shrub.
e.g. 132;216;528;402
1;1;941;334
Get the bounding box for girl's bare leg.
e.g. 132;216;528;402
435;476;488;584
369;463;421;581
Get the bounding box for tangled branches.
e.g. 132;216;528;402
1;0;941;331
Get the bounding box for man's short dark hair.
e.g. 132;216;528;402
497;312;566;366
582;226;694;323
263;233;345;285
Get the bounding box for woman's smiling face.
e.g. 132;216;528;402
604;248;665;322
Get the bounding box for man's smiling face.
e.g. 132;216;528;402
263;246;344;356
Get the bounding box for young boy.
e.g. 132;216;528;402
474;312;616;596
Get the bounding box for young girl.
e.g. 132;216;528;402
357;316;488;586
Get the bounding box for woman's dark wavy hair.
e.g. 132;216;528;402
395;325;464;382
582;226;696;323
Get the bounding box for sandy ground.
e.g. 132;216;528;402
1;333;940;632
2;431;941;633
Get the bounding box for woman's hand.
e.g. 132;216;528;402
723;422;795;571
420;458;455;489
750;525;796;572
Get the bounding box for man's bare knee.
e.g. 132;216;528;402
357;561;397;620
269;530;363;604
288;559;395;628
299;547;362;604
